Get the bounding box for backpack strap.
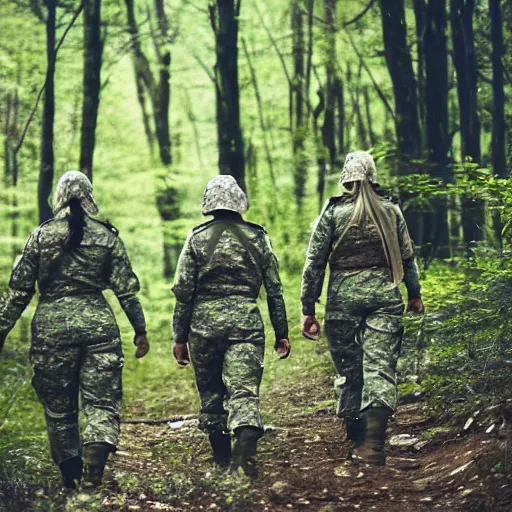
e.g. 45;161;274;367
203;221;264;280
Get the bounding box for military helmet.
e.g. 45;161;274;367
53;171;99;216
340;151;377;185
201;175;248;215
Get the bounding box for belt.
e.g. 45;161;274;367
330;265;389;272
39;290;103;301
195;292;257;302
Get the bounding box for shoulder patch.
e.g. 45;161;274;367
92;218;119;236
244;221;267;234
192;219;215;235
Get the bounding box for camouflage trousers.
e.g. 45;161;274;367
30;339;123;464
188;336;265;435
325;269;404;417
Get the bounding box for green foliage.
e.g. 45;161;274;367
420;254;512;419
420;426;453;441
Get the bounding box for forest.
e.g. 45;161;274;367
1;0;512;510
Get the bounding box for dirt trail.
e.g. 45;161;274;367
66;376;509;512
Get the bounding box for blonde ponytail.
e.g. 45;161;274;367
339;181;404;285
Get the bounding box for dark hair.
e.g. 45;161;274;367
65;198;86;250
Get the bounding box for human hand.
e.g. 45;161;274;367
302;315;321;340
407;298;425;315
134;333;150;358
274;338;291;359
173;343;190;366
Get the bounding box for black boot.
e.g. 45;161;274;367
82;442;113;488
209;431;232;468
352;407;391;465
344;416;366;446
59;455;83;489
230;427;262;477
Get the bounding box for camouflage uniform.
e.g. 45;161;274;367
0;172;145;465
301;187;421;418
172;176;288;435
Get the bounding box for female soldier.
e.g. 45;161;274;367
0;171;149;488
172;175;290;476
301;151;424;465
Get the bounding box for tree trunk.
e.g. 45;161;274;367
305;0;314;119
153;0;172;165
413;0;427;142
79;0;103;181
352;64;368;148
313;88;327;210
489;0;507;248
334;77;345;156
424;0;450;257
450;0;484;248
292;0;307;207
489;0;506;178
183;89;202;166
125;0;155;153
344;65;353;152
450;0;481;164
125;0;172;165
241;38;276;190
3;90;20;188
379;0;422;167
363;86;375;147
39;0;57;224
321;0;337;166
210;0;245;191
3;90;20;260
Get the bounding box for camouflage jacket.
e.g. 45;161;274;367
171;213;288;344
0;217;146;338
301;194;421;316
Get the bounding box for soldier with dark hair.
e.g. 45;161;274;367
0;171;149;489
301;151;424;465
172;175;290;476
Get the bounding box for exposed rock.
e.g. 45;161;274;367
449;461;474;476
399;390;426;405
388;434;420;448
463;418;474;431
334;465;352;478
270;480;290;498
387;457;421;470
168;418;199;429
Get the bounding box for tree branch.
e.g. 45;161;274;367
343;0;377;27
343;28;395;121
254;2;291;86
208;2;217;33
478;70;493;85
123;414;197;425
241;37;277;189
190;51;215;82
181;0;208;14
14;1;84;155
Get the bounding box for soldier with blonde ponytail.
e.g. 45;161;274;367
300;151;424;466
